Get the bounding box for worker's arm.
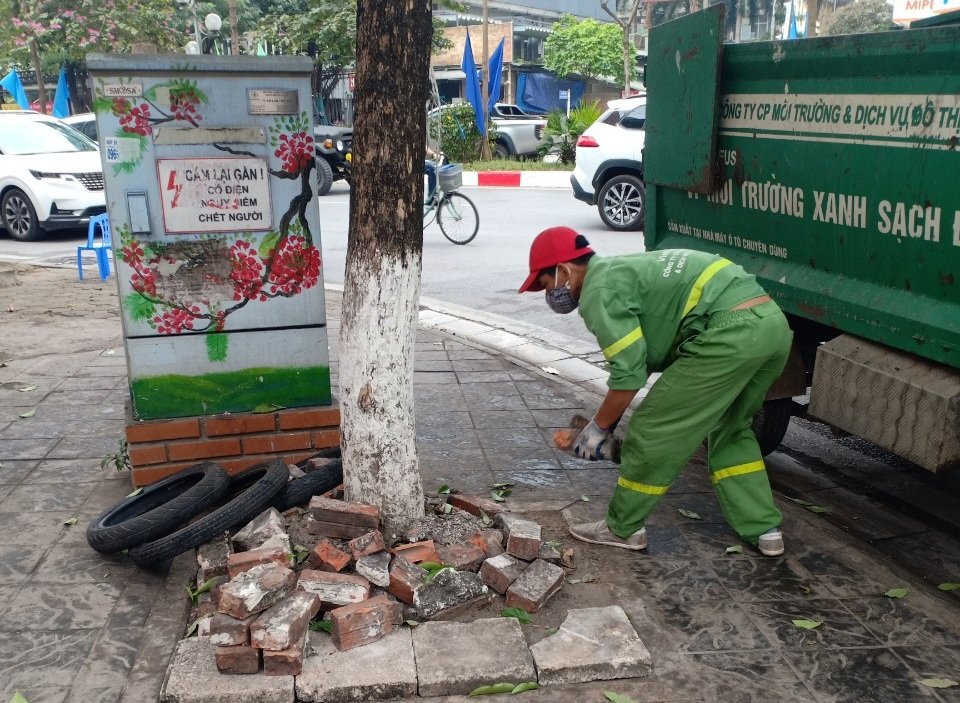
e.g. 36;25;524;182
595;388;639;431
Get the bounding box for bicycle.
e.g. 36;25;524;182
423;159;479;245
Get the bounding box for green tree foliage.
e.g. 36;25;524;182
537;100;603;165
822;0;894;36
543;14;626;82
428;103;496;163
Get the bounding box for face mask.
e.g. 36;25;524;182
545;266;578;314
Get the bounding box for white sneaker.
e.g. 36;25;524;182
758;528;784;557
569;519;647;551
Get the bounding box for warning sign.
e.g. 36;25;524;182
156;157;273;234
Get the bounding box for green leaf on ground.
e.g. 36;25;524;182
918;678;959;689
185;619;200;637
63;517;78;526
437;484;451;494
479;510;492;526
884;587;908;599
568;574;596;584
677;508;701;520
126;488;143;498
441;503;454;515
492;482;514;490
187;577;220;604
580;494;591;502
10;692;30;703
786;497;830;514
292;545;309;564
404;619;420;628
725;545;743;554
206;333;228;362
511;682;540;693
500;607;532;624
18;409;36;419
937;583;960;591
792;619;822;630
469;683;516;696
421;562;450;583
603;692;637;703
17;385;37;392
252;403;283;414
309;619;332;633
491;492;507;503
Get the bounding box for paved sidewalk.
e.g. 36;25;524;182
1;264;959;703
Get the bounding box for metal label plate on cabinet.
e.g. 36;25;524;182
247;89;299;115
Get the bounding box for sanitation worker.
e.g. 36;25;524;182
519;226;789;556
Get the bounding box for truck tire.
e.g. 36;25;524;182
315;157;334;196
272;460;343;511
597;175;645;231
752;398;793;456
86;462;230;554
493;140;511;159
127;459;288;568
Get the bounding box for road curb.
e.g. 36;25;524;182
461;170;570;189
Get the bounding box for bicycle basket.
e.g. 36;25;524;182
438;164;462;191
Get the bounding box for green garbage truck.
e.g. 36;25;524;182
644;7;960;473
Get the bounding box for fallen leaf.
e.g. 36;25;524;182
918;678;959;689
404;619;420;628
251;402;283;414
500;607;532;624
677;508;702;520
10;692;30;703
541;366;559;375
18;408;36;419
309;620;332;633
884;587;908;599
441;503;453;515
185;619;200;637
792;619;822;630
17;385;37;392
491;492;506;503
799;585;812;595
492;482;514;490
725;545;743;555
580;494;591;502
469;683;517;696
560;548;575;568
786;497;830;514
603;692;637;703
511;682;539;694
63;517;78;526
126;487;143;498
437;484;451;494
937;583;960;591
543;627;558;635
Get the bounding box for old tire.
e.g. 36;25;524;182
128;459;289;568
315;157;334;196
2;188;43;242
753;398;794;456
86;462;230;554
272;460;343;512
597;174;645;231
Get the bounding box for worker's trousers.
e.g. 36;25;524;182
606;300;791;544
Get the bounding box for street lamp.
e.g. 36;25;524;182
176;0;222;54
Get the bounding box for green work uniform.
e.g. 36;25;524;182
578;250;790;543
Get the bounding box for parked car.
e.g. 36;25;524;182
0;111;105;241
491;102;539;119
570;96;646;231
62;112;99;143
428;103;546;159
313;125;352;196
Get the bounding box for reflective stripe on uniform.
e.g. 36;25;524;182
603;326;644;360
710;460;766;485
682;258;732;317
617;476;669;495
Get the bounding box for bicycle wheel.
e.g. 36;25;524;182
437;192;479;245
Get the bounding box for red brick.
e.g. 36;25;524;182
388;554;426;604
348;530;385;560
304;517;370;540
127;443;167;467
502;517;542;561
126;418;200;443
278;407;340;430
215;645;260;674
308;539;352;572
168;437;241;461
263;629;307;676
390;540;439;565
298;569;371;606
250;591;320;651
479;553;527;595
505;559;565;613
329;595;402;651
218;457;269;474
242;432;312;455
468;533;490;556
436;543;486;572
309;497;379;528
131;463;195;486
209;612;257;647
216;563;296;619
282;451;316;466
227;547;292;578
481;529;505;557
204;414;276;436
313;429;340;448
448;494;504;518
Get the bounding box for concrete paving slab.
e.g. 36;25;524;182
412;617;536;696
160;637;294;703
295;629;417;702
530;606;652;685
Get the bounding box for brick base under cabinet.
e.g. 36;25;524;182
125;403;341;486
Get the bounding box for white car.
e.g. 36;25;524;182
571;96;646;231
0;111;105;241
62;112;99;143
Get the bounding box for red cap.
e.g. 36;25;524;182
518;226;594;293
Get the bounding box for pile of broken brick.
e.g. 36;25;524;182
190;488;572;677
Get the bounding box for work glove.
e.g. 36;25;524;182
573;418;614;461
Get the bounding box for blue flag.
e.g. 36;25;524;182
787;2;798;39
0;69;30;110
53;65;71;118
462;30;485;135
487;37;504;116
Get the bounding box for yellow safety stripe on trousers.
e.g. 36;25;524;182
602;326;644;360
617;476;669;495
710;460;766;485
682;258;732;318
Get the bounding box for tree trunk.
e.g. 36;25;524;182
340;0;431;539
479;0;491;161
806;0;820;35
228;0;240;54
30;40;47;114
622;30;632;98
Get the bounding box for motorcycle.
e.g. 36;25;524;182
313;125;352;196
